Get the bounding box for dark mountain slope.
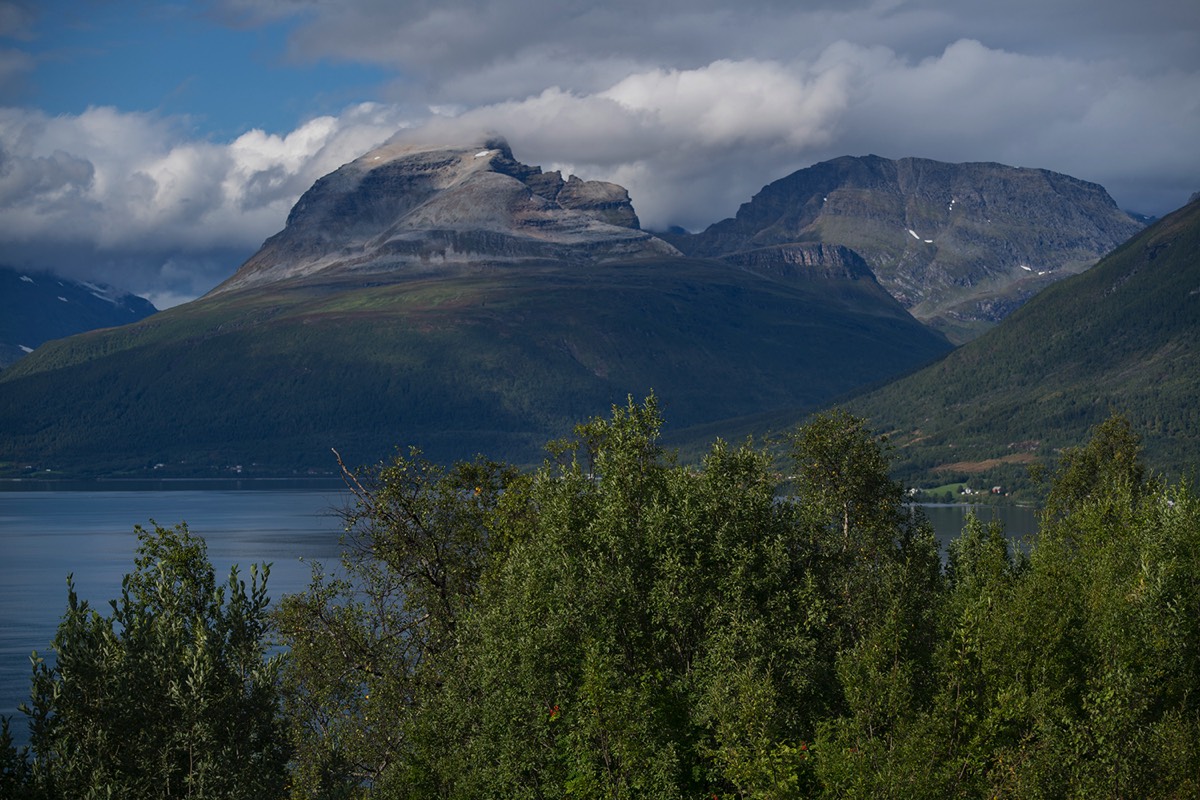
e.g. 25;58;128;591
845;197;1200;494
0;255;950;475
672;155;1144;342
0;267;157;369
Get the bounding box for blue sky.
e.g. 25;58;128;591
1;0;1198;307
12;2;389;137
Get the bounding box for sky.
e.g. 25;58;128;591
1;0;1197;308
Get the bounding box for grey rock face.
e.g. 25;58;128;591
213;141;1145;344
214;138;675;294
721;242;876;282
676;155;1145;341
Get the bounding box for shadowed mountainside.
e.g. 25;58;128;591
842;197;1200;495
0;257;951;475
0;266;157;369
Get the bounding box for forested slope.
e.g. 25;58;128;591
846;197;1200;495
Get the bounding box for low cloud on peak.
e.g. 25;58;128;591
0;0;1195;304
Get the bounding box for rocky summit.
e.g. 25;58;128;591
215;137;678;294
670;155;1145;342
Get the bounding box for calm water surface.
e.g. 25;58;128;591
0;485;1037;745
0;482;349;742
919;502;1039;550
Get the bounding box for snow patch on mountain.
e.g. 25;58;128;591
82;281;122;306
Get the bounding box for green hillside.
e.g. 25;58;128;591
845;198;1200;496
0;257;950;476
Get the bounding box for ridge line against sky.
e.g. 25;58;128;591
1;0;1197;308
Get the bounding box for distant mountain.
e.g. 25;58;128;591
844;196;1200;496
0;139;951;477
669;155;1144;343
0;267;157;369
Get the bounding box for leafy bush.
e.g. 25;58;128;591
19;523;289;799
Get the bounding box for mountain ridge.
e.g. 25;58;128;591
0;266;158;369
669;154;1144;342
0;139;1164;478
843;196;1200;494
0;140;957;475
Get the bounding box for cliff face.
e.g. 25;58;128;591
677;155;1145;341
213;138;676;295
720;242;876;282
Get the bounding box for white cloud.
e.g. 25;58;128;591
403;40;1199;227
0;145;92;205
405;57;856;229
599;59;849;149
1;3;1197;305
819;39;1200;213
216;0;1200;100
0;102;412;300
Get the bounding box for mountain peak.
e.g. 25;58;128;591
676;154;1144;341
0;266;157;369
213;138;676;295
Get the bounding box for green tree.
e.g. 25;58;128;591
277;400;951;798
23;522;288;800
787;408;902;553
1042;414;1150;526
422;398;829;798
892;514;1025;798
405;398;697;798
274;448;517;799
890;414;1200;798
1;716;33;799
785;411;943;796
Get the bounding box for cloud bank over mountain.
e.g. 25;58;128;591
0;0;1196;305
0;102;410;306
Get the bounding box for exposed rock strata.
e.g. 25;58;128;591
214;138;675;294
722;242;876;282
675;155;1145;341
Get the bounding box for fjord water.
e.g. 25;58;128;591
0;484;1037;744
919;502;1039;549
0;481;348;741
